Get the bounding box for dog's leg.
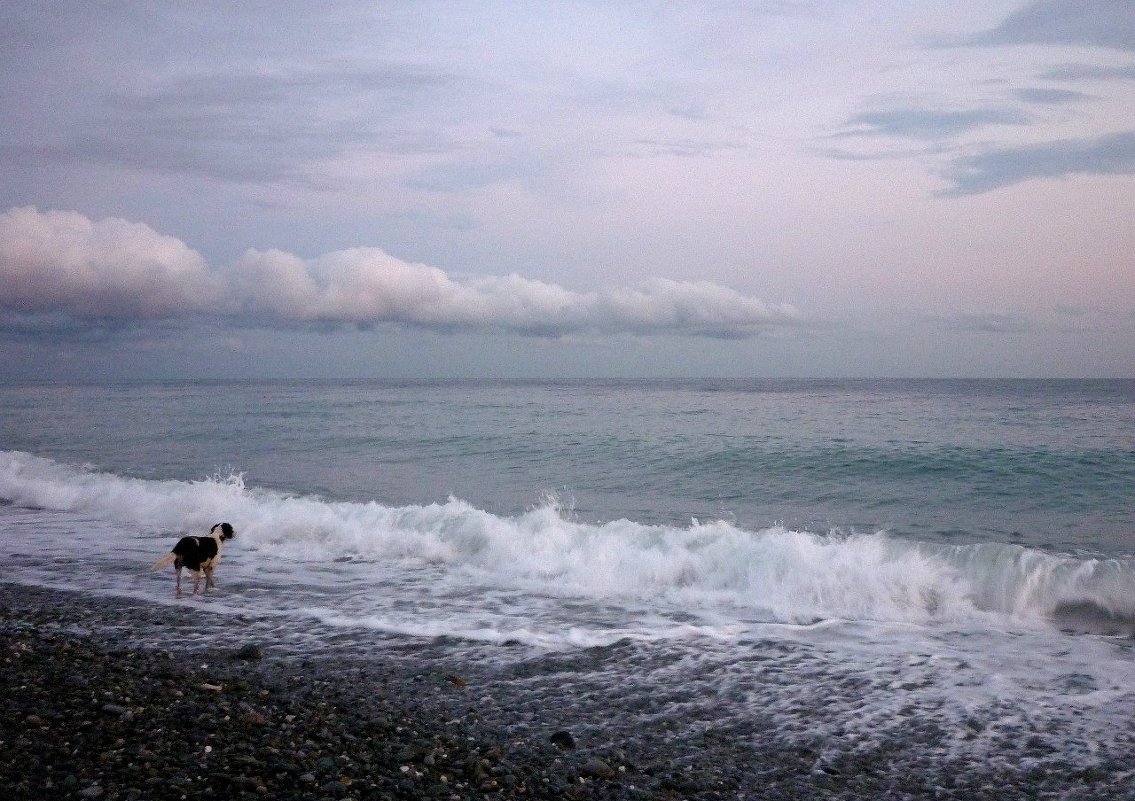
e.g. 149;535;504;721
204;565;215;591
175;565;182;597
192;571;202;596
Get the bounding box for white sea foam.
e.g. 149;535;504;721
3;448;1133;637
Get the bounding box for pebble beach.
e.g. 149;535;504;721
4;583;1133;801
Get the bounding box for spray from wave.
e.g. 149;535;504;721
2;449;1132;634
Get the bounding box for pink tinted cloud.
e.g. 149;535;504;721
1;207;800;338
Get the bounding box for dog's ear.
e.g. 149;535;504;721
221;522;234;539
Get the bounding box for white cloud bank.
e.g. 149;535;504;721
0;207;799;338
0;206;224;319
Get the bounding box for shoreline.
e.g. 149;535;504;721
2;583;1130;800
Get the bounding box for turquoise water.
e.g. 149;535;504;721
3;378;1132;554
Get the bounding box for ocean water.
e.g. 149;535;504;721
2;378;1135;775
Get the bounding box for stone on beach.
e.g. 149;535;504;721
2;583;1132;801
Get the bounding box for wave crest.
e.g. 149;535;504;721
2;449;1131;632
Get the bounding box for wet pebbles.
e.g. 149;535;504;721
2;584;1131;800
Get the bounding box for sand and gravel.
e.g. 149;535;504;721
2;583;1130;800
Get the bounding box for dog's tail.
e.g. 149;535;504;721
152;553;176;571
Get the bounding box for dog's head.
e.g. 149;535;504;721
211;522;235;541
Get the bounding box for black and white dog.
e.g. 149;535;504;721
154;523;235;596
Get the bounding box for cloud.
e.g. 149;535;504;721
822;105;1033;162
0;207;800;339
231;249;799;338
628;137;749;158
1054;304;1100;319
939;130;1135;195
836;107;1031;141
969;0;1135;51
13;65;463;186
0;206;223;319
1012;87;1093;104
404;162;522;193
931;312;1032;334
1040;64;1135;82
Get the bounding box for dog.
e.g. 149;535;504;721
153;523;235;596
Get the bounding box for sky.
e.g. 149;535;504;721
1;0;1133;380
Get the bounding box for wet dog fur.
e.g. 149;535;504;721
154;523;235;596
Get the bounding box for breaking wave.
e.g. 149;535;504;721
2;449;1133;634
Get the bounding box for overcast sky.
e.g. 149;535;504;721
1;0;1133;380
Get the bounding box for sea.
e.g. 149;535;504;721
2;378;1134;778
